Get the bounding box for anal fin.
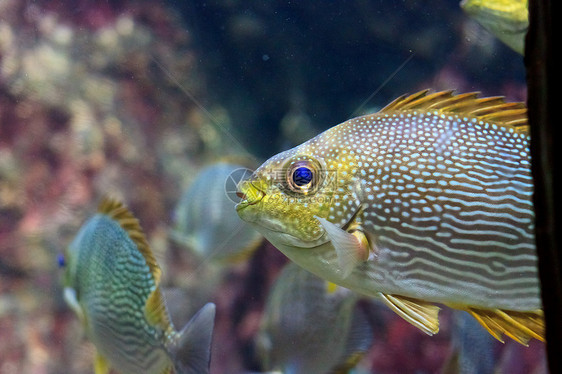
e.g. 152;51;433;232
379;294;440;336
461;306;545;346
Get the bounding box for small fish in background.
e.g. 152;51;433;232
171;162;263;263
460;0;528;54
237;90;544;345
278;89;319;149
60;197;216;374
255;262;373;374
442;310;498;374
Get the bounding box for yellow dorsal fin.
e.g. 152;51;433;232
145;287;172;331
379;293;440;336
461;306;545;346
97;197;162;284
98;197;172;331
380;90;528;129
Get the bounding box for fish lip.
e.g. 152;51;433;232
235;188;265;210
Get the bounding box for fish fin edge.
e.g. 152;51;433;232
314;216;370;278
63;287;86;326
94;352;110;374
379;293;440;336
169;303;216;374
145;287;172;331
379;90;527;129
97;197;162;283
451;305;545;345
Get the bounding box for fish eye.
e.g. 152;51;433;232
57;253;66;268
293;166;313;186
285;159;322;194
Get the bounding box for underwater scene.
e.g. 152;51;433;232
0;0;548;373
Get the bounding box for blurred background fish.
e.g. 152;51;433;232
442;311;498;374
61;197;216;374
171;162;263;264
254;262;374;374
460;0;528;54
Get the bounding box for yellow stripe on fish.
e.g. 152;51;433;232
236;90;544;345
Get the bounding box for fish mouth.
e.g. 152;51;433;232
235;182;266;211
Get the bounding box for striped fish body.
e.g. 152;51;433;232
236;91;543;344
63;198;215;374
68;214;170;373
338;103;537;310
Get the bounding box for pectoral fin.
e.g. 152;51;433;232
315;216;370;278
379;293;440;335
63;287;86;325
94;352;110;374
458;306;545;346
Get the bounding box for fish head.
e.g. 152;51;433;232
236;132;363;251
61;223;87;290
60;224;91;323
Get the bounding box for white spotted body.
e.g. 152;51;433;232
237;91;544;344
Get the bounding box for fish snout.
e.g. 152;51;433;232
235;180;266;209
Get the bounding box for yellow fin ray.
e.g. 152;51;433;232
325;281;339;294
159;366;173;374
379;294;440;336
145;288;172;331
461;307;545;346
94;352;110;374
97;197;162;284
380;90;527;129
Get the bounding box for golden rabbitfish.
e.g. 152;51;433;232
236;90;544;345
62;198;216;374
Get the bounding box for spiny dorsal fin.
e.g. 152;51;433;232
380;90;528;129
97;197;162;285
98;197;172;331
379;293;440;336
462;307;545;346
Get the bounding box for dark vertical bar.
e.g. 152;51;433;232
526;0;559;372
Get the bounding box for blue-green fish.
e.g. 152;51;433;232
256;262;373;374
62;198;216;374
171;162;262;263
237;90;544;345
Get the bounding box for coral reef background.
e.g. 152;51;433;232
0;1;541;373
